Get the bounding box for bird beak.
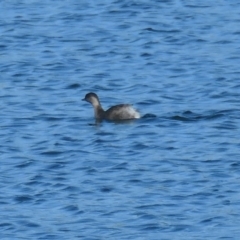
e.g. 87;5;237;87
82;98;86;101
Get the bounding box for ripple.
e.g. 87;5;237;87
40;151;64;156
65;83;81;89
14;195;33;203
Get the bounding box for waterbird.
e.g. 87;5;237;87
82;92;141;121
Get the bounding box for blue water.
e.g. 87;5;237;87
1;1;240;239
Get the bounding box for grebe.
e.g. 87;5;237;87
83;92;140;121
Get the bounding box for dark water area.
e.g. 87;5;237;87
1;0;240;239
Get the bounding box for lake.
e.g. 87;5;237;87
1;0;240;239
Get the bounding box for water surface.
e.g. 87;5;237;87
1;0;240;239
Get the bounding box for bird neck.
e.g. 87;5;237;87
94;105;105;119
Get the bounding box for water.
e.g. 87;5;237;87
1;0;240;239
